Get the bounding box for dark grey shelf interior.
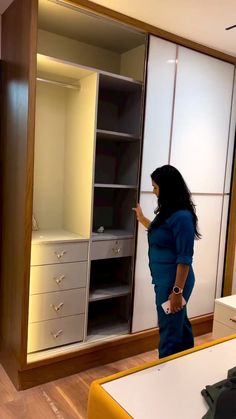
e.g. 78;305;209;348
93;187;136;233
95;138;140;185
97;74;143;136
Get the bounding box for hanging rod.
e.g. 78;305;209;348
36;77;80;90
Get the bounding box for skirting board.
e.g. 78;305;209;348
1;314;213;390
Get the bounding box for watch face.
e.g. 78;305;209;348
173;286;182;294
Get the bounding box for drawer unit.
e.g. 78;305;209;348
29;288;86;323
30;261;87;294
213;295;236;339
27;314;84;353
91;239;134;260
31;241;89;266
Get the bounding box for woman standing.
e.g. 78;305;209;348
133;165;201;358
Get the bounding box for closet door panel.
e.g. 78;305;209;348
188;195;223;317
1;0;38;365
170;47;234;194
225;77;236;193
141;37;176;191
132;193;157;332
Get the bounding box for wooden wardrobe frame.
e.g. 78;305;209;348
0;0;235;389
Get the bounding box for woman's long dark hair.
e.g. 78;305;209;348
150;165;201;239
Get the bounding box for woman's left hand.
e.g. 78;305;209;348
169;293;183;314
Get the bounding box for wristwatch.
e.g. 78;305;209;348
172;285;183;294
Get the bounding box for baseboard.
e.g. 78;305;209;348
3;314;213;390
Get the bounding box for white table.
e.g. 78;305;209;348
88;335;236;419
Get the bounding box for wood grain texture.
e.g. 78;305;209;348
15;314;212;390
0;333;213;418
62;0;236;64
0;0;38;369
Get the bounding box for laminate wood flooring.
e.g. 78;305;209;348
0;334;213;418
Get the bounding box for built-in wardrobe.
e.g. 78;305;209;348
0;0;235;389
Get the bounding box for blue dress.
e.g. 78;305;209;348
148;209;195;358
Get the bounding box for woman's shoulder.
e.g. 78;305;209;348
166;209;193;224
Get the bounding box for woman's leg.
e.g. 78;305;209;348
154;273;195;358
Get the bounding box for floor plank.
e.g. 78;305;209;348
0;334;213;418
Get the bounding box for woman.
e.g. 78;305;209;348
133;165;201;358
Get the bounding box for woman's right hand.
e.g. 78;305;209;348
132;203;144;223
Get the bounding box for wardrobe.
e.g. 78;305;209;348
0;0;235;389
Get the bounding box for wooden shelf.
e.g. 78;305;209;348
32;229;88;244
89;285;130;302
94;183;137;189
92;230;134;241
87;318;129;342
96;129;140;141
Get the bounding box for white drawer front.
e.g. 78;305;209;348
30;261;87;294
212;320;236;339
27;314;84;353
91;239;133;260
214;303;236;331
31;241;88;266
29;288;86;323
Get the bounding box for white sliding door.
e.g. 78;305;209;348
132;36;235;333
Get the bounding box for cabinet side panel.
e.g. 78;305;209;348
0;0;38;367
64;73;98;238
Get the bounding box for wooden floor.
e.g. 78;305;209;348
0;334;213;418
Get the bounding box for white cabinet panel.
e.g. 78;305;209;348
170;47;234;193
133;194;224;331
225;76;236;193
188;195;223;317
132;193;158;332
141;37;176;191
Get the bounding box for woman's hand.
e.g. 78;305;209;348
132;203;144;222
169;293;183;314
132;204;151;229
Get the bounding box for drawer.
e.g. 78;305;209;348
30;261;87;294
214;303;236;331
212;320;236;340
27;314;84;353
29;288;86;323
31;241;88;266
91;239;134;260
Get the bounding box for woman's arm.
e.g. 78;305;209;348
132;203;151;229
169;263;190;313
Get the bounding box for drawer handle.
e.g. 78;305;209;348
51;329;63;339
54;275;65;285
51;302;64;312
55;250;67;260
112;247;121;254
230;317;236;323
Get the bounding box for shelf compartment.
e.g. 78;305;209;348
87;295;131;342
94;138;140;185
97;73;143;136
89;257;132;300
93;188;136;233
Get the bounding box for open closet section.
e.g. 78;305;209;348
27;0;147;359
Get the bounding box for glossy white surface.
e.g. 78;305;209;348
102;339;236;419
188;195;223;317
170;47;234;193
132;193;158;332
141;37;176;191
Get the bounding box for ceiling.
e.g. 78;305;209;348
1;0;236;57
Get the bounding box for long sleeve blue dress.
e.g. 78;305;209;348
148;209;195;358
